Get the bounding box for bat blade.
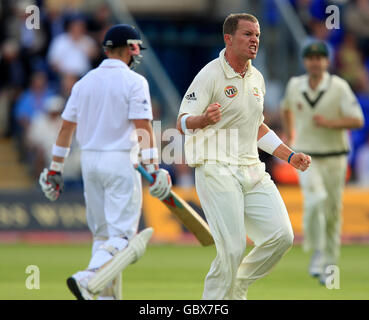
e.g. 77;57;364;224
162;190;214;246
136;165;214;246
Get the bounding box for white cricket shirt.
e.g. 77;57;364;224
62;59;153;151
281;71;364;155
178;48;265;167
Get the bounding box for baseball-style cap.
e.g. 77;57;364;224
102;24;145;49
302;41;329;58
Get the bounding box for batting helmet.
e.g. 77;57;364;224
102;24;145;49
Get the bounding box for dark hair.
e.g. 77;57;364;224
223;13;259;36
104;46;127;56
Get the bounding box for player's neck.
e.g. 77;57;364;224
308;73;324;90
224;50;248;77
107;53;131;66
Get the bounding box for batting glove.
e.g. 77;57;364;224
149;169;172;200
39;168;64;201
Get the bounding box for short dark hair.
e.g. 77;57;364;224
223;13;259;36
104;45;127;57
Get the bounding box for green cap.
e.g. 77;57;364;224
302;41;329;58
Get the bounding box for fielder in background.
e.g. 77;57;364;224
280;41;364;284
39;24;172;300
177;13;311;300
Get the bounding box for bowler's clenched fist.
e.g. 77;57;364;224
204;103;222;125
289;152;311;171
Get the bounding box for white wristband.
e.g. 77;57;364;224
180;114;191;134
50;161;64;172
141;148;159;161
52;144;70;158
257;130;283;155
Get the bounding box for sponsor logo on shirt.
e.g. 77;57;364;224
224;86;238;98
252;87;261;102
185;92;197;101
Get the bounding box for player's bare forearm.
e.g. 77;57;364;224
273;143;294;162
257;122;311;171
313;115;364;129
273;144;311;171
132;119;158;169
53;120;77;163
177;103;222;134
176;114;208;134
132;119;156;149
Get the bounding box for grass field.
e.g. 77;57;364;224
0;243;368;300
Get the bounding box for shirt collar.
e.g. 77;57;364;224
99;58;129;69
219;48;252;79
301;71;330;92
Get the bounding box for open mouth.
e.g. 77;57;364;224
249;45;257;54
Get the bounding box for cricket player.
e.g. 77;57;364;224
281;41;364;284
177;13;311;300
39;24;172;300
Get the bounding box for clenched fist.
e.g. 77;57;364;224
204;103;222;125
289;152;311;172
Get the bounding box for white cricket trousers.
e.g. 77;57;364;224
298;155;347;266
81;151;142;240
195;162;294;300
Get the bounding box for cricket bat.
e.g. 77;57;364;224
136;165;214;246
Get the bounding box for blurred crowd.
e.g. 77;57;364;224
0;0;368;188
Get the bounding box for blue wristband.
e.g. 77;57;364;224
288;152;295;164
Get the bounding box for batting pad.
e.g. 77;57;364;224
87;228;154;294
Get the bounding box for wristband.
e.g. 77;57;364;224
257;130;283;155
287;152;295;164
52;144;70;158
180;114;191;134
141;148;159;161
146;164;156;174
50;161;64;172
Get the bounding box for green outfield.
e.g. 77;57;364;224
0;243;368;300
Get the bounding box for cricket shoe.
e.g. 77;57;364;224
67;270;95;300
309;250;323;278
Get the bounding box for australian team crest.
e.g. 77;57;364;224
252;87;262;102
224;85;238;98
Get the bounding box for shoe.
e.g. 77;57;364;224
309;250;323;278
67;270;95;300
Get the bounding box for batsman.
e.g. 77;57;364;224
177;13;311;299
39;24;172;300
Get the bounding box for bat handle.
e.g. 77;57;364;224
136;164;155;184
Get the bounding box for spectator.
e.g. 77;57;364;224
0;39;30;136
344;0;369;59
7;0;48;62
27;95;81;183
43;1;67;42
14;70;54;159
47;13;98;77
59;73;79;98
335;33;365;90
